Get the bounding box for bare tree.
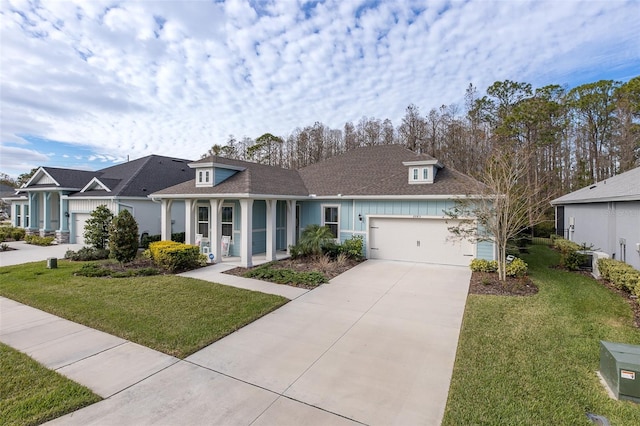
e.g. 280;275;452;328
446;148;552;281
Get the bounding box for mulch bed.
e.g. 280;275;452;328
224;257;363;288
469;271;538;296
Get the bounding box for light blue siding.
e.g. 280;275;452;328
297;198;494;261
214;168;237;185
477;241;494;260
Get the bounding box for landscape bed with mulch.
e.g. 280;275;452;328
469;271;538;296
224;257;363;288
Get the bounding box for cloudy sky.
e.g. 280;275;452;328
1;0;639;178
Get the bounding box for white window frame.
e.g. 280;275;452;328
197;205;209;238
412;168;419;180
322;204;340;240
198;171;203;183
422;167;428;180
221;203;234;242
15;204;21;227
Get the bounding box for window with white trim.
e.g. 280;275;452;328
221;205;233;241
422;167;428;180
412;168;419;180
205;170;210;183
15;205;21;227
198;171;203;183
198;206;209;237
24;205;29;227
323;205;339;239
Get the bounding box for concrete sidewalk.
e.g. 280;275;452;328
0;241;84;267
0;297;179;398
179;262;310;299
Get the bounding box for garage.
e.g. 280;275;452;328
368;217;474;266
73;213;90;245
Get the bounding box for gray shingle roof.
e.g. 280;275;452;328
551;166;640;204
24;156;193;198
41;168;99;188
298;145;482;196
153;145;484;198
154;156;308;196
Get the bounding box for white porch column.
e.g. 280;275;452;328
240;198;253;268
184;199;195;245
210;199;223;262
160;199;173;240
286;200;297;254
265;199;277;261
43;192;52;231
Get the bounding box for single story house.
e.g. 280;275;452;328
151;145;494;267
551;166;640;270
3;155;193;244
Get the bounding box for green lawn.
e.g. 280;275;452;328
0;342;100;426
0;260;288;358
443;245;640;426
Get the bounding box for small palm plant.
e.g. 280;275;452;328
299;225;335;257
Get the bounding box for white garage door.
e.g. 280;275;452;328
74;213;90;245
369;218;474;266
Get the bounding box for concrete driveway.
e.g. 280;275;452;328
49;260;470;425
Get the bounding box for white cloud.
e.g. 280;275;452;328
1;0;638;166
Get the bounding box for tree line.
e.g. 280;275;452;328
203;77;640;206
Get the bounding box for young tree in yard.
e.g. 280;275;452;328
446;149;552;281
109;209;139;263
84;205;114;249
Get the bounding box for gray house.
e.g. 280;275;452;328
551;166;640;270
4;155;193;244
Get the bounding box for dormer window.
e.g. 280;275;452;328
403;159;443;184
198;171;203;183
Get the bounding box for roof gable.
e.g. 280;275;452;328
552;166;640;204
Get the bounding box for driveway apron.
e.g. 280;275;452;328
48;260;470;425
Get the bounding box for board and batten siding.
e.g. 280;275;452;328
298;199;495;261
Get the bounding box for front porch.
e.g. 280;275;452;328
159;197;298;268
211;250;291;267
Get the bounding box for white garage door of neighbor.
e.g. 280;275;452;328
369;218;474;266
74;213;90;245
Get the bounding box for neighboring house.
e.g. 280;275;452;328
0;183;17;219
151;145;494;267
3;155;193;244
551;166;640;270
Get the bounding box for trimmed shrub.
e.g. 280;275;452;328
598;258;640;294
24;235;55;246
75;262;111;277
65;247;110;261
109;210;139;264
11;227;25;241
340;235;364;260
553;238;588;270
506;257;528;277
0;226;26;242
470;259;498;273
148;241;205;272
140;234;161;249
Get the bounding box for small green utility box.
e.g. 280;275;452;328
600;341;640;403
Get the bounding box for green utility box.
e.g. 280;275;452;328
599;341;640;403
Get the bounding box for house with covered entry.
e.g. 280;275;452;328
151;145;495;267
4;155;193;244
551;166;640;271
